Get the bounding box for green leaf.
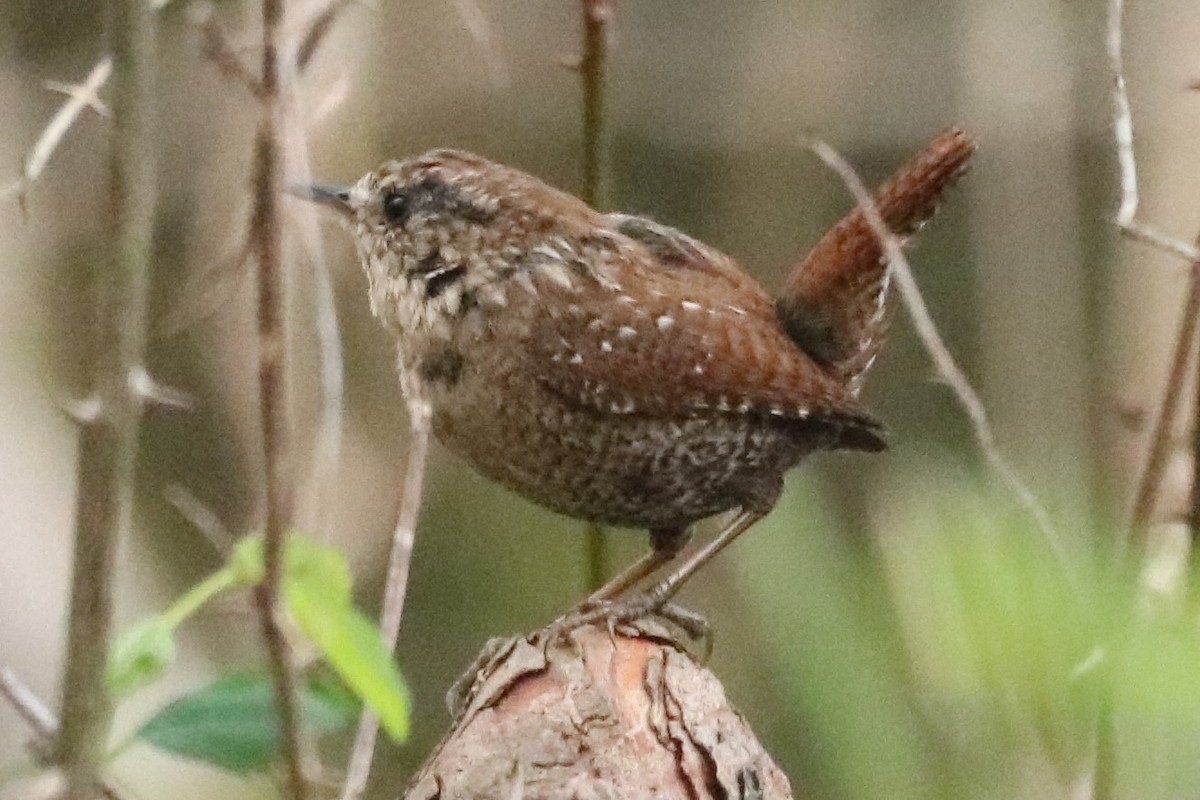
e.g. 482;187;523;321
107;617;175;697
136;672;358;773
284;534;411;742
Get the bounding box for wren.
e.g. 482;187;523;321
299;129;976;615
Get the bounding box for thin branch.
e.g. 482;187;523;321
1127;260;1200;534
163;484;236;556
277;49;346;538
1107;0;1137;227
338;401;432;800
1;58;113;203
579;0;612;209
1106;0;1200;263
2;669;127;800
1188;254;1200;554
1;667;58;741
194;4;261;95
807;136;1074;586
579;0;614;593
55;1;157;798
249;0;310;796
295;0;355;73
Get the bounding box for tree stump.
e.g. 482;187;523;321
404;620;794;800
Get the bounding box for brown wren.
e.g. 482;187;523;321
299;129;975;618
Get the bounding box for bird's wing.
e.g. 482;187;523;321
531;215;886;452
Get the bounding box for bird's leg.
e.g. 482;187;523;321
547;509;765;650
634;509;764;609
587;526;690;602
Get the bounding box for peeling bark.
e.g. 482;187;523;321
405;621;793;800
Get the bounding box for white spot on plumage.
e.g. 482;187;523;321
681;300;702;312
569;353;583;365
600;340;613;353
513;270;538;296
693;364;704;375
479;284;508;307
618;326;637;339
656;315;675;331
539;262;576;290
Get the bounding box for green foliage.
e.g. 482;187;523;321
135;671;358;773
738;470;1123;799
285;535;412;742
111;531;410;772
106;617;175;698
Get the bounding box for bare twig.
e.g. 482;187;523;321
277;22;348;535
579;0;612;209
338;401;432;800
807;136;1073;586
54;2;157;798
1106;0;1200;263
1;668;58;741
579;0;614;592
163;484;236;556
1188;255;1200;553
248;0;310;796
1128;261;1200;534
194;4;261;95
295;0;355;73
1;58;113;203
2;669;127;800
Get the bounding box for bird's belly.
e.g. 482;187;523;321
432;385;804;530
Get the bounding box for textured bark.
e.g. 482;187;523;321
405;621;793;800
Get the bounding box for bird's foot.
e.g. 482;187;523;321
539;594;712;661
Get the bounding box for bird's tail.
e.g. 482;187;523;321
777;128;977;389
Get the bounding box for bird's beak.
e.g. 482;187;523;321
287;183;354;217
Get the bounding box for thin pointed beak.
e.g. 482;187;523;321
287;182;353;216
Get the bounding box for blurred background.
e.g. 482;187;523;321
3;1;1200;798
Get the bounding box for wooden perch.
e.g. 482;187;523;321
405;620;792;800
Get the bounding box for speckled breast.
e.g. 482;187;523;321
421;348;810;531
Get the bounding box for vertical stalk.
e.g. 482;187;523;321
1188;248;1200;560
580;0;613;591
579;0;611;209
250;0;309;796
55;0;156;797
1128;264;1200;537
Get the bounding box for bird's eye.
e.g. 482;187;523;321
382;190;413;225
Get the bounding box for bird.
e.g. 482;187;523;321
295;128;976;623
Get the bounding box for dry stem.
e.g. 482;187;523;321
338;401;432;800
1106;0;1199;263
295;0;355;72
1;668;58;742
1127;260;1200;535
248;0;310;796
807;137;1072;586
55;2;157;798
1;58;112;203
579;0;614;592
